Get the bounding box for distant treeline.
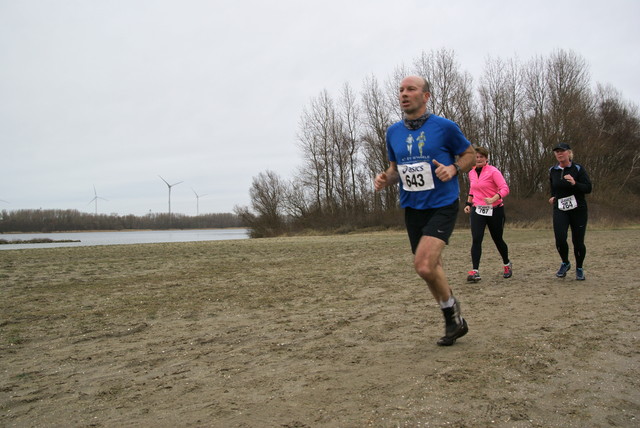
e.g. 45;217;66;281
0;209;245;233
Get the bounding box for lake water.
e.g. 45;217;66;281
0;228;250;250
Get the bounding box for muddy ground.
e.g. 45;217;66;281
1;228;638;427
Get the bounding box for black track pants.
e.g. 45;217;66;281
470;205;509;270
553;207;588;268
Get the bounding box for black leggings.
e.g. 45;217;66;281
470;205;509;270
553;207;588;268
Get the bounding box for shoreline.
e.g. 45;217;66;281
0;226;248;235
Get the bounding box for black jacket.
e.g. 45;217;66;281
549;163;592;209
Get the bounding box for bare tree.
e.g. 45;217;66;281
591;83;640;195
518;55;552;195
296;87;365;222
412;48;476;128
296;94;330;212
361;74;397;211
336;82;362;214
478;56;532;196
246;170;287;236
282;177;310;220
544;49;594;148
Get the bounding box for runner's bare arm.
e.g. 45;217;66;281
456;145;476;174
433;145;476;182
374;162;399;191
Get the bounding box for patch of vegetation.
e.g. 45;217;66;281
6;328;25;345
0;238;80;245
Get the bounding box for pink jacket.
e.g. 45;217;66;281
468;164;510;207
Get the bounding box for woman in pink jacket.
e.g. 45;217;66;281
463;147;512;282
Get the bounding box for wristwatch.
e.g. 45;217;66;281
453;163;461;176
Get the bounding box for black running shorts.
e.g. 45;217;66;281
404;201;459;253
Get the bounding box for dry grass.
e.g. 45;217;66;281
1;228;639;427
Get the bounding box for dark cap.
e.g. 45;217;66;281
553;143;571;151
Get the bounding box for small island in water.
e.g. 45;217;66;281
0;238;81;245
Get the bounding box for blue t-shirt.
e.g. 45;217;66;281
386;114;471;209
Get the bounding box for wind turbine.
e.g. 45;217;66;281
159;175;183;221
192;188;208;216
88;185;108;215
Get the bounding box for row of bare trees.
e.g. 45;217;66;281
0;209;243;233
237;49;640;237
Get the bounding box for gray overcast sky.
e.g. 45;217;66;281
1;0;639;216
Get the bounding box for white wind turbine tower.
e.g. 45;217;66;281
88;185;108;215
159;175;183;221
192;188;207;216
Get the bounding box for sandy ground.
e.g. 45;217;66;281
1;228;638;427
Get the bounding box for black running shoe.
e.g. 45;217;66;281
437;318;468;346
437;299;469;346
576;268;585;281
556;262;571;278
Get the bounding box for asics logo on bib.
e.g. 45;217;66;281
401;164;425;174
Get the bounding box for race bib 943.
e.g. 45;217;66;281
399;162;435;192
